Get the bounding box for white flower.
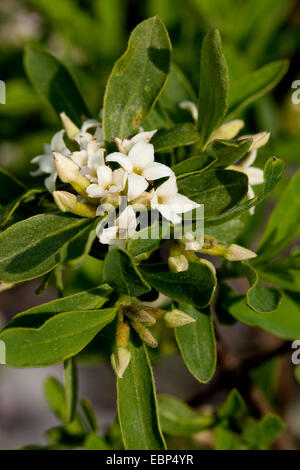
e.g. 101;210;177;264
106;141;173;202
113;129;157;154
87;166;127;198
151;176;200;224
98;205;137;247
30;130;70;192
229;132;270;214
71;138;105;182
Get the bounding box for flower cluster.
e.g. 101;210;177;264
31;112;200;247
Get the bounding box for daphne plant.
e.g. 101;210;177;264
0;17;299;451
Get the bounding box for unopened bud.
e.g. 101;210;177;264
168;254;189;273
164;309;196;328
182;232;203;251
131;321;158;348
179;101;198;121
210;120;244;141
225;244;257;261
60;112;80;139
53;152;90;196
111;347;131;378
239;131;270;150
53;191;96;218
124;307;156;327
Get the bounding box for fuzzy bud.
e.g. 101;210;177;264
239;131;270;150
168;254;189;273
53;191;96;218
111;347;131;379
130;321;158;348
53;152;90;196
225;244;257;261
124;307;156;327
210;120;244;141
164;309;196;328
60;112;80;139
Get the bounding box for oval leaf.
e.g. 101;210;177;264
0;213;90;283
103;16;171;145
175;304;216;383
103;248;151;296
0;308;117;367
140;262;216;307
117;332;166;450
152;123;200;152
24;47;90;126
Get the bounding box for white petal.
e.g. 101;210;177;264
81;119;101;133
245;167;264;185
112;168;127;190
88;148;105;169
131;130;157;144
98;226;118;245
155;176;178;202
179;101;198;121
118;206;137;231
71;150;88;167
128;142;154;169
143;162;173;181
87;184;106;198
106;152;133;173
44;171;57;193
74;131;93;149
170;193;200;213
127;173;148;202
242;149;257;169
97;165;112;187
51;130;66;153
155;204;182;224
247;185;256;215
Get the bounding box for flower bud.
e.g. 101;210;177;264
124;307;156;327
60;112;80;139
224;244;257;261
168;254;189;273
111;347;131;378
239;131;270;150
164;309;196;328
53;191;96;218
210;120;244;141
130;321;158;348
53;152;90;196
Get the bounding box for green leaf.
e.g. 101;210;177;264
197;30;229;146
127;221;169;259
0;213;90;283
140;262;216;307
258;255;300;293
117;332;166;450
0;169;27;228
5;285;112;329
0;307;117;367
243;263;282;313
84;433;111;450
206;157;284;226
242;414;285;450
205;217;245;243
175;304;216;383
225;292;300;340
207;138;253;168
177;169;248;218
80;398;98;433
60;218;99;267
217;389;246;420
103;248;151;296
172;154;216;178
64;357;78;423
103;16;171;145
152;123;200;152
24;46;90;126
256;169;300;263
227;60;289;119
158;395;215;436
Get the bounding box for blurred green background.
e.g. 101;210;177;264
0;0;299;183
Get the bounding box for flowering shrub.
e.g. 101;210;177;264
0;16;299;450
